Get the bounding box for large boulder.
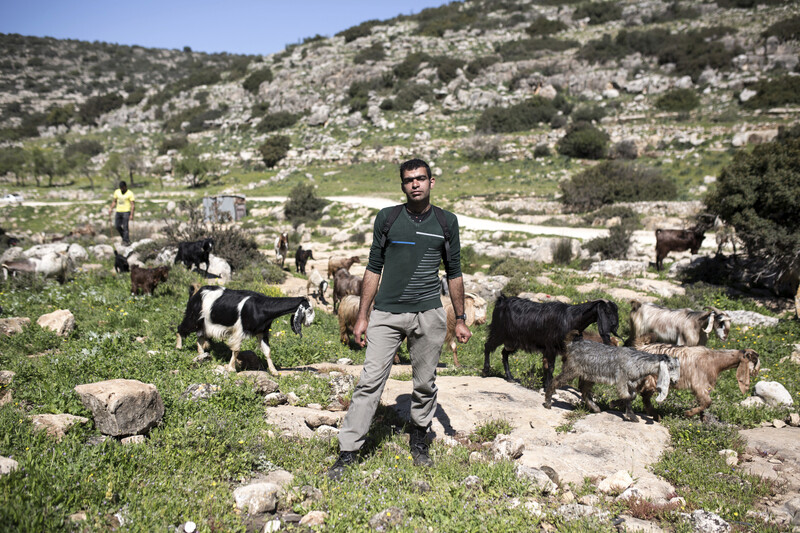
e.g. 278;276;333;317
37;309;75;336
726;310;779;328
207;255;232;282
233;482;282;514
74;379;165;436
755;381;793;407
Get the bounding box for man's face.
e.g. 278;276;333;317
120;184;127;193
400;167;434;202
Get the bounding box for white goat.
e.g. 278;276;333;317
629;301;731;346
306;268;329;305
2;252;73;283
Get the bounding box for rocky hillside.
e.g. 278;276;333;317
0;0;798;199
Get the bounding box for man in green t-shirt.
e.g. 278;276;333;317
108;181;135;245
328;158;472;481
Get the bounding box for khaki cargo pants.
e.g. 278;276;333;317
338;307;447;452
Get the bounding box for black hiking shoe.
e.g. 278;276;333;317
327;451;358;481
409;425;433;467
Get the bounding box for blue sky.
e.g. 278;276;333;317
0;0;452;55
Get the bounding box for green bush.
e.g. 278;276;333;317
648;1;700;22
353;43;386;65
469;418;513;443
44;104;74;127
572;1;622;24
556;122;609;160
762;14;800;41
608;139;639;160
655;88;700;112
337;19;381;43
741;76;800;109
583;205;639;227
571;104;606;123
257;111;300;133
77;92;124;125
533;144;550;158
552;239;573;265
466;55;501;79
526;16;568;36
284;183;328;226
393;51;432;80
495;38;579;62
560;160;677;211
382;83;433;112
258;135;290;168
462;135;501;161
164;105;225;133
584;223;633;259
345;76;393;113
475;96;557;134
415;3;478;37
158;135;188;155
242;68;273;94
64;139;103;159
431;55;466;83
705;126;800;272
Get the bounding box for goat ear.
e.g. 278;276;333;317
292;306;304;337
655;361;670;403
736;352;756;395
702;312;714;334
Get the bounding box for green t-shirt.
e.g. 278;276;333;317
366;205;462;313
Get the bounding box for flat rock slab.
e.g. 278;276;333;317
265;406;346;438
31;413;90;439
74;379;164;437
740;427;800;517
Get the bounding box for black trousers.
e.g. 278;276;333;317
114;212;131;244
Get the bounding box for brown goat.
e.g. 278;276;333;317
633;336;760;419
441;294;486;367
327;255;360;278
333;267;362;313
655;225;707;271
130;265;170;295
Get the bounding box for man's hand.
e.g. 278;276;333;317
352;316;368;347
455;321;471;344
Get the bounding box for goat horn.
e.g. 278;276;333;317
703;306;723;314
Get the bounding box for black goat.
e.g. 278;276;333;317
483;296;619;389
174;238;214;272
176;286;314;375
114;249;131;274
295;246;314;275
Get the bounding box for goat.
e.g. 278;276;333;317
174;238;214;272
333;267;362;313
275;232;289;268
327;255;360;278
655;225;707;271
483;296;619;390
114;249;130;274
295;246;314;275
0;233;19;252
633;337;760;419
544;331;681;422
338;294;370;346
176;286;314;375
306;268;329;305
442;293;486;367
2;252;72;283
130;265;170;295
629;301;731;347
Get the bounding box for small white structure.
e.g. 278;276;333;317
203;194;246;222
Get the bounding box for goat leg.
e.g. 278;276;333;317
621;399;639;423
258;335;279;376
176;333;183;350
544;367;576;409
451;342;461;368
640;390;661;421
685;389;712;418
501;348;516;382
579;380;600;413
227;350;240;372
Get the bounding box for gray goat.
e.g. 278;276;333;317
544;331;681;422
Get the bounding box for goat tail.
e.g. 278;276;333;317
630;300;642;313
564;329;582;345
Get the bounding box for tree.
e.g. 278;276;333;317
284;183;328;226
705;126;800;280
0;147;27;186
258;136;291;168
174;147;218;188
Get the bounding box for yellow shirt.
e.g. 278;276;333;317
113;189;135;213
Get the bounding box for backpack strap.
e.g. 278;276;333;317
378;204;405;252
432;205;452;271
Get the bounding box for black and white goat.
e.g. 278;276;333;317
275;232;289;268
483;296;619;389
628;301;731;346
295;246;314;275
176;286;314;375
174;238;214;272
544;331;681;422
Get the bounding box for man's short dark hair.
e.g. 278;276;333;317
399;158;431;180
119;181;127;188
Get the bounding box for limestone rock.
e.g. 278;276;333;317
618;514;665;533
462;475;482;489
688;510;730;533
315;425;339;438
31;413;89;440
556;503;610;521
740;396;765;408
588;260;647;277
233;482;282;514
237;372;279;395
329;374;355;397
305;412;340;429
0;370;15;386
368;507;405;530
299;510;327;526
307;104;330;126
121;435;146;445
726;310;779;328
0;317;30;336
263;469;294;487
718;449;738;466
206;255;231;282
74;379;165;436
492;434;525;460
597;470;633;494
264;392;288;406
755;381;793;407
181;383;220;401
37;309;75;336
0;455;19;476
515;464;558;494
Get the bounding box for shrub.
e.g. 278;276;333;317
534;144;551;158
571;104;606;123
345;76;393;113
164;105;224;133
526;16;568;36
572;1;622;24
64;139;103;159
469;418;513;443
44;104;74;127
556;122;609;159
353;42;386;65
124;89;146;105
608;139;639;160
415;3;478;37
158;135;188;155
384;83;434;112
337;19;381;43
462;135;502;161
258;135;290;168
762;14;800;41
466;55;500;79
77;92;124;125
476;96;557;134
705;126;800;273
393;51;432;80
552;239;573;265
495;38;579;62
242;68;273;94
584;223;633;259
741;76;800;109
284;183;328;226
648;1;700;22
257;111;300;133
655;88;700;112
431;55;466;83
561;161;677;212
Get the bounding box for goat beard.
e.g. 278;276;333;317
655;361;670;403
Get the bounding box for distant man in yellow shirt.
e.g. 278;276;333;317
109;181;135;245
